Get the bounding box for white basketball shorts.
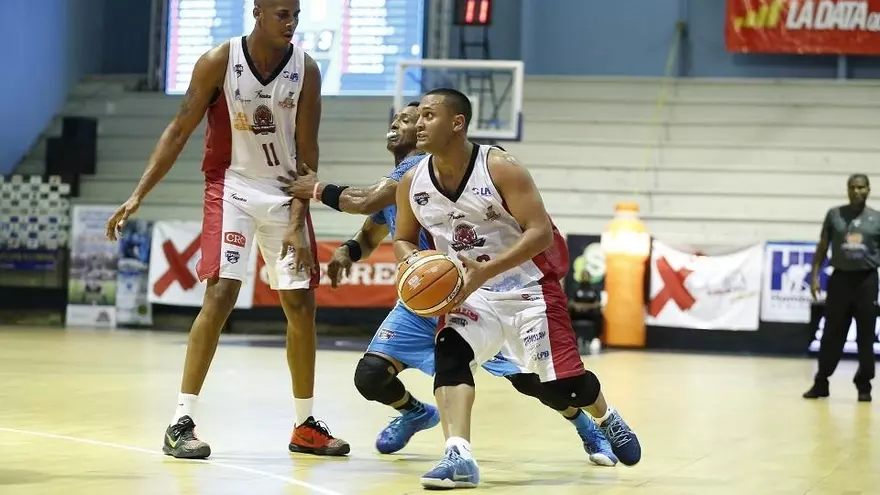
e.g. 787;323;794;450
195;168;318;291
439;279;586;383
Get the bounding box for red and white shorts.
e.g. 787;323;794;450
440;279;586;383
195;169;318;291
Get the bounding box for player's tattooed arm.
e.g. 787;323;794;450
478;149;554;280
290;53;322;230
278;171;397;215
392;169;421;262
130;43;228;202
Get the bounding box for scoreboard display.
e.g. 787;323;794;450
165;0;425;96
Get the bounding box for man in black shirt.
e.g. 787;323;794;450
803;174;880;403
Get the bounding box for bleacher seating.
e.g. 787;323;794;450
16;75;880;244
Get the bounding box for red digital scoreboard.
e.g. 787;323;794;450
454;0;493;26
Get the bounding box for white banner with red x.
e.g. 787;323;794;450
147;221;256;308
646;240;763;331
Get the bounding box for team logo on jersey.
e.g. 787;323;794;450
451;223;486;252
225;250;240;264
471;186;492;196
252;105;277;135
233;112;251;131
413;191;430;205
234;64;244;77
484;205;501;222
279;91;296;109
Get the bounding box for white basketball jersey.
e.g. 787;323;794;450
408;145;561;292
221;36;305;179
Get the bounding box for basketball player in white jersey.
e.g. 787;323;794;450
393;89;642;489
105;0;349;459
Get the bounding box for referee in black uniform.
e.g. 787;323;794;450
803;174;879;402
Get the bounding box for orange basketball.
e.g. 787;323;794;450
397;250;463;317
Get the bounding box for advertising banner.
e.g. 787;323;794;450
0;175;70;272
252;241;399;308
116;219;154;326
726;0;880;55
761;241;831;323
646;240;763;331
147;221;256;308
65;205;119;328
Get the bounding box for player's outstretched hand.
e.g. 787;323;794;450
277;163;318;201
453;254;491;307
327;246;353;289
105;197;141;241
281;227;318;275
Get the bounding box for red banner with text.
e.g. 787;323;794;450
252;241;400;308
726;0;880;55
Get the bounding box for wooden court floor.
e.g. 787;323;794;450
0;326;878;495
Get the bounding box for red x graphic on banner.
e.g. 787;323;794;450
648;256;696;317
153;237;201;297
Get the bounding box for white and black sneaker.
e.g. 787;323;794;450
163;415;211;459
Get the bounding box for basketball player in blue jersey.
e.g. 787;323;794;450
280;103;618;465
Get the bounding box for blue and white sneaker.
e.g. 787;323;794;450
598;409;641;466
420;445;480;489
375;404;441;454
571;412;618;466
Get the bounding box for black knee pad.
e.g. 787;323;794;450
543;371;602;408
353;354;406;405
506;373;568;411
433;328;475;390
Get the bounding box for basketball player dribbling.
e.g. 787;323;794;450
279;102;619;465
104;0;349;459
393;89;642;489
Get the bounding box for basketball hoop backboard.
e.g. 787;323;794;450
393;58;524;142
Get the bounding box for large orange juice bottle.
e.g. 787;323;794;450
600;202;651;347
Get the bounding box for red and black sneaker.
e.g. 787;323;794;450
288;417;350;456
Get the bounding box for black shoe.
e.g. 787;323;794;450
163;415;211;459
858;392;872;402
802;383;829;399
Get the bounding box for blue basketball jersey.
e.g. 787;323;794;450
370;154;432;250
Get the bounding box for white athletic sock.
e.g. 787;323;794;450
596;406;614;426
172;393;198;425
446;436;474;460
295;397;314;426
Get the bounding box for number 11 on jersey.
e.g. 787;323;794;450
262;142;280;166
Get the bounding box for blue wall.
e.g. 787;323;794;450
1;0;100;174
0;0;151;174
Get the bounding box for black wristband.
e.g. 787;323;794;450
320;183;349;211
342;239;363;262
